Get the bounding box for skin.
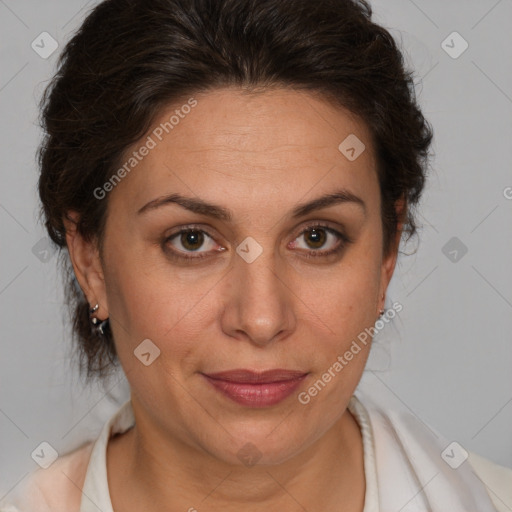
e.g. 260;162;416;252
64;87;403;511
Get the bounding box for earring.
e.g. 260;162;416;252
89;303;110;336
379;292;385;318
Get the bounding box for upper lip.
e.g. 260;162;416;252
203;369;308;383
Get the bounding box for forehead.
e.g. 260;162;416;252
108;87;378;214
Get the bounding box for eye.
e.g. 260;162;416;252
164;227;223;260
289;223;350;257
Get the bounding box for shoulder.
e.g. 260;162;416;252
0;441;94;512
468;451;512;512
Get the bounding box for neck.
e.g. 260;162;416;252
107;401;365;512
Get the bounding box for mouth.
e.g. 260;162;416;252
201;369;308;407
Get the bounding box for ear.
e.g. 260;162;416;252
63;211;109;320
378;197;406;313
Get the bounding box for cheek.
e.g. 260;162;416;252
104;258;218;365
310;279;377;380
323;251;382;332
298;259;382;411
304;241;383;389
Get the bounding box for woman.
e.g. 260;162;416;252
2;0;510;510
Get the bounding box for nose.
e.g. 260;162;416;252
220;248;296;348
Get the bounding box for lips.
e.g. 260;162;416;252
203;369;308;383
201;369;308;407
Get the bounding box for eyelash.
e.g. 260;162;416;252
163;222;353;261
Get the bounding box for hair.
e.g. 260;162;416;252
37;0;433;381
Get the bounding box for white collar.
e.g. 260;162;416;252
79;398;133;512
354;386;499;511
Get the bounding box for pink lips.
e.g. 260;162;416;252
202;369;308;407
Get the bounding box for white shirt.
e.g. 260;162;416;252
1;392;511;511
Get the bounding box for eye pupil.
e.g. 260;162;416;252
305;228;326;248
181;230;204;251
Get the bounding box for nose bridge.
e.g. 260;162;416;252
223;238;295;345
238;246;281;298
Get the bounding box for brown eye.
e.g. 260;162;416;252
288;223;353;259
180;230;205;251
292;225;344;254
164;227;222;260
303;228;327;249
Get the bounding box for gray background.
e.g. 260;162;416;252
1;0;511;500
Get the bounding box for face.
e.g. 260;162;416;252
69;87;399;466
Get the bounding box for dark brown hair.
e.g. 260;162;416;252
37;0;433;380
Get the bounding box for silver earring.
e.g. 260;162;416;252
89;303;109;336
379;292;386;317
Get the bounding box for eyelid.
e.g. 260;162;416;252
165;223;219;241
292;220;350;241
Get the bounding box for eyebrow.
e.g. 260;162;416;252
136;188;366;220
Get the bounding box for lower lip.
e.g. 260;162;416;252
202;374;307;407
